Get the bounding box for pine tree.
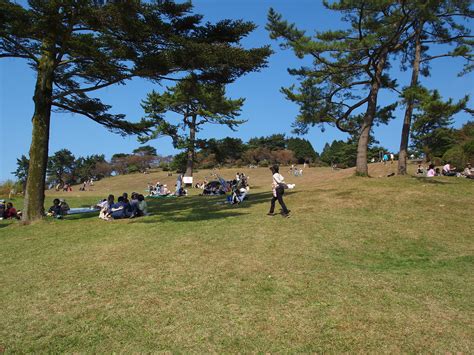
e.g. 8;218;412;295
0;0;270;221
397;0;473;175
47;149;76;185
267;1;413;175
410;89;468;160
141;76;246;177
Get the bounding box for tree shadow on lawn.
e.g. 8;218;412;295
65;212;100;221
136;190;299;223
411;176;453;185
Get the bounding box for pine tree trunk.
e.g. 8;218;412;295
185;115;197;178
356;117;373;176
398;22;423;175
355;50;388;176
23;53;55;222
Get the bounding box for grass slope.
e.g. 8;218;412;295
1;165;473;352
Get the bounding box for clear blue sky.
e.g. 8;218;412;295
0;0;472;182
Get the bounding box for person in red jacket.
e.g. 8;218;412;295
4;202;19;219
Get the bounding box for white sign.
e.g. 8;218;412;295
183;176;193;184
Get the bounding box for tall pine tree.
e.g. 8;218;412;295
0;0;270;221
397;0;473;175
141;76;246;177
267;1;413;175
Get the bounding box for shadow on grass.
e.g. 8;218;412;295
135;190;297;223
66;212;100;221
411;176;452;184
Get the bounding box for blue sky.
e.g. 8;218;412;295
0;0;472;181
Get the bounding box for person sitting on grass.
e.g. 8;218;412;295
129;193;141;218
4;202;19;219
59;199;70;216
462;163;474;179
5;202;18;219
426;164;436;177
48;199;63;219
110;196;125;219
110;196;131;219
122;192;129;204
137;194;148;216
442;161;457;176
232;186;248;204
0;200;5;220
99;195;114;221
416;164;425;175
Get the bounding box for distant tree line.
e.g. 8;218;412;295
13;145;172;191
169;134;320;172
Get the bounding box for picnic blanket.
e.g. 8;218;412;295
68;207;100;215
147;194;176;199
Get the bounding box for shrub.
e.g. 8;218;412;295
462;139;474;164
0;180;22;197
442;145;467;169
158;161;170;171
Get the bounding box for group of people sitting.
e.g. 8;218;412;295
229;179;250;204
0;200;20;220
79;178;94;191
97;192;148;221
148;181;172;196
200;172;250;198
418;162;474;179
47;198;70;219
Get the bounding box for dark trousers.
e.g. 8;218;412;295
269;187;289;214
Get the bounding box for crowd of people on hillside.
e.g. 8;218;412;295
96;192;148;221
417;162;474;179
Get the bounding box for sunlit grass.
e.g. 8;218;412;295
1;164;473;352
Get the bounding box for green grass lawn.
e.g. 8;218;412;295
1;166;473;352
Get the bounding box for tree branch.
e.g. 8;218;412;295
2;36;39;64
52;102;101;121
420;53;468;62
335;95;370;132
422;34;474;44
52;76;132;99
0;53;33;60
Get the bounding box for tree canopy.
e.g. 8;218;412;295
267;1;416;175
0;0;270;220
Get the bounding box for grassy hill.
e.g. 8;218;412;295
1;164;473;352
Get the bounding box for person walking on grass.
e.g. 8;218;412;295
268;165;290;218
